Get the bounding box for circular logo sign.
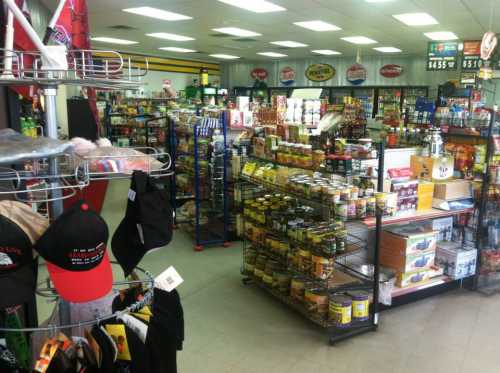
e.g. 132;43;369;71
346;63;367;85
305;63;336;82
280;66;296;86
380;64;403;78
251;67;268;80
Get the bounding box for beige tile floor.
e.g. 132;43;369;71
36;180;500;373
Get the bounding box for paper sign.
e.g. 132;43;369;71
128;189;136;202
155;266;184;292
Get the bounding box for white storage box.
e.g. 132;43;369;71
436;242;477;279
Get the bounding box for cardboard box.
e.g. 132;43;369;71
381;250;436;273
436;242;477;279
434;180;472;201
410;155;454;181
432;217;453;242
381;226;438;256
417;182;434;211
396;268;433;288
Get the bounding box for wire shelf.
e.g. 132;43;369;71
0;154;89;203
79;147;173;180
0;49;147;89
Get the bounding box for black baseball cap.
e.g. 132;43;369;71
0;201;49;308
112;171;173;276
35;200;112;303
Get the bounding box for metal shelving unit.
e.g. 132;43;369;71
169;111;230;250
238;143;385;344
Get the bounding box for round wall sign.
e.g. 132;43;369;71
305;63;336;82
380;64;403;78
346;63;367;85
280;66;296;86
251;67;268;80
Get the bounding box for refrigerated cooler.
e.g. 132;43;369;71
353;88;375;119
402;87;429;115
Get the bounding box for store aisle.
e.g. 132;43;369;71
36;182;500;373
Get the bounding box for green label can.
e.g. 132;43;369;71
329;295;352;328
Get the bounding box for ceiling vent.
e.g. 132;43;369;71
209;33;232;38
233;38;258;42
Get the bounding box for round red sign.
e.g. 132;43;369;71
380;64;403;78
251;67;268;80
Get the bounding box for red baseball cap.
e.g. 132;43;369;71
35;201;113;303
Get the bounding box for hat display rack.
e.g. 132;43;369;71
0;0;171;339
0;264;155;333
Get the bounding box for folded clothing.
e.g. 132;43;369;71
0;129;74;164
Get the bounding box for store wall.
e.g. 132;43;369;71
221;55;460;96
138;70;220;95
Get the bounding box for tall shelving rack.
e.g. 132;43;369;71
169;110;230;250
237;143;385;344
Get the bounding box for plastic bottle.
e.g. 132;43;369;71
20;117;28;136
27;117;37;138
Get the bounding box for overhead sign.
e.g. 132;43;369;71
305;63;336;82
380;64;403;78
426;42;458;71
346;63;367;85
250;67;268;80
481;31;498;60
280;66;296;86
462;41;484;71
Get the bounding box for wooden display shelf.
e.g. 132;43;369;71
362;208;474;228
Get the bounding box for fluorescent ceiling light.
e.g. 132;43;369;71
159;47;197;53
393;12;438;26
146;33;195;41
270;40;308;48
373;46;402;53
293;20;341;32
91;37;138;45
341;36;377;44
122;7;191;21
257;52;287;57
424;31;459;41
210;54;240;59
312;49;342;55
217;0;286;13
212;27;261;37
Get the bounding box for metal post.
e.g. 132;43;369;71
43;85;69;327
372;141;384;327
473;108;496;290
222;111;228;243
193;123;201;248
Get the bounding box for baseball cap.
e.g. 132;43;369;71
112;171;173;276
34;200;112;303
0;200;49;308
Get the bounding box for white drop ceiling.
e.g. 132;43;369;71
40;0;499;62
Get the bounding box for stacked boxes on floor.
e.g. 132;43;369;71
380;225;439;288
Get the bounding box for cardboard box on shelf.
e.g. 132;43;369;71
417;181;434;211
381;226;438;256
434;180;472;201
436;242;477;279
410;155;454;181
381;250;436;273
431;217;453;242
396;268;433;288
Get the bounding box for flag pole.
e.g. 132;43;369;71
0;6;15;79
43;0;66;44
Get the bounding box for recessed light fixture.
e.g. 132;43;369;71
341;36;377;44
424;31;459;41
210;54;240;59
91;37;138;45
393;12;438;26
257;52;287;57
122;7;191;21
146;33;195;41
373;46;402;53
217;0;286;13
270;40;308;48
212;27;261;37
293;20;341;32
312;49;342;55
159;47;197;53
